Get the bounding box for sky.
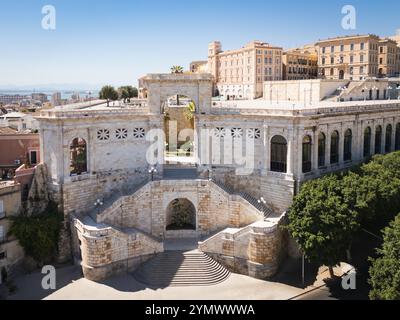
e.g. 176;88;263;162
0;0;399;90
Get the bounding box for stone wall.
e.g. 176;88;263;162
75;218;163;281
97;179;265;238
199;216;287;279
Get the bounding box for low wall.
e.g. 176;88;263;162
199;215;287;279
74;218;163;281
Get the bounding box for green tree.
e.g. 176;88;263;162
170;65;184;74
118;86;138;103
369;214;400;300
286;175;359;277
184;101;196;120
99;85;118;107
8;202;63;266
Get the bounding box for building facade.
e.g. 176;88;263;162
35;74;400;282
0;181;24;284
282;46;318;80
378;38;399;77
316;34;382;80
208;41;283;100
190;61;208;73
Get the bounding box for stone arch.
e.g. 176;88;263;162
69;138;87;175
140;74;212;115
270;135;287;173
166;198;196;230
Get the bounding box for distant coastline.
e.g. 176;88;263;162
0;90;100;100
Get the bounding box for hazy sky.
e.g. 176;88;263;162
0;0;399;89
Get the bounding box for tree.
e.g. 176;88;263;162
184;101;196;120
171;65;184;74
369;214;400;300
286;175;359;277
118;86;138;103
99;85;118;107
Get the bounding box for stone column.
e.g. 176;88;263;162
326;129;331;166
263;123;269;171
312;130;319;171
286;129;294;175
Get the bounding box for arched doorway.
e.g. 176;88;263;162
339;70;345;80
70;138;87;175
270;135;287;173
163;95;196;165
166;199;196;230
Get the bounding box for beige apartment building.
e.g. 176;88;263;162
379;38;399;77
282;45;318;80
190;61;208;73
208;40;283;99
316;34;381;81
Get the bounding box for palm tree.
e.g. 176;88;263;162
99;85;118;107
170;65;184;74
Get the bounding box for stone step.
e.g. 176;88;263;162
133;251;230;287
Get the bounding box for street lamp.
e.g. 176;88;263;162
148;167;157;181
207;168;213;181
258;197;267;205
94;199;104;215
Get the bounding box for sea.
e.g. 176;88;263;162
0;90;100;100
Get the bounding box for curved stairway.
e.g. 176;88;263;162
133;250;230;287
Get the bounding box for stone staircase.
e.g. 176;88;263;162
133;250;230;287
212;179;273;218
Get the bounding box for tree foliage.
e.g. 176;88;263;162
170;65;184;74
99;85;118;106
8;202;63;266
369;214;400;300
286;175;359;273
118;85;138;103
286;151;400;276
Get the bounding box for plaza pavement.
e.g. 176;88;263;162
3;261;350;300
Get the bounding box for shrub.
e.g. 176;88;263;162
8;202;63;266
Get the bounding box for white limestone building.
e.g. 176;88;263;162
36;74;400;282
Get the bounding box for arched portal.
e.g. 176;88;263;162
70;138;87;175
163;95;196;165
166;198;196;230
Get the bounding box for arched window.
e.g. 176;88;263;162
70;138;87;176
395;123;400;151
375;126;382;154
330;131;339;164
363;127;371;157
270;135;287;173
318;132;326;168
385;124;393;153
344;129;352;161
302;136;312;173
385;124;392;153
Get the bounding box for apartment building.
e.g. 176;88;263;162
208;40;283;99
282;45;318;80
190;61;208;73
0;180;24;284
378;38;399;77
316;34;380;80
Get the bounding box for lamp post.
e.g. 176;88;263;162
148;167;157;181
207;168;212;181
258;197;267;205
94;199;104;216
